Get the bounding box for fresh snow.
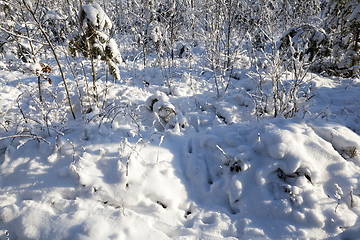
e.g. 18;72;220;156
1;52;360;240
82;4;112;30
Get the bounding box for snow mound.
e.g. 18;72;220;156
182;119;360;238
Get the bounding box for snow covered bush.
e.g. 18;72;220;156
145;91;176;127
149;23;165;53
125;0;163;67
41;6;70;44
144;91;187;130
0;1;34;67
0;0;76;118
279;25;331;70
249;45;315;119
0;79;69;154
274;0;321;31
323;0;360;77
68;4;121;81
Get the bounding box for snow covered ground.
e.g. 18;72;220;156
1;55;360;240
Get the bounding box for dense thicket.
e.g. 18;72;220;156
0;0;358;118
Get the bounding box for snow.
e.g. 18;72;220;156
82;4;112;31
107;39;122;63
23;0;32;9
2;34;360;240
43;10;64;21
348;4;360;23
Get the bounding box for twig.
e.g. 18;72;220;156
0;25;47;45
216;144;230;162
126;156;130;177
335;199;340;213
0;134;50;145
345;71;360;90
